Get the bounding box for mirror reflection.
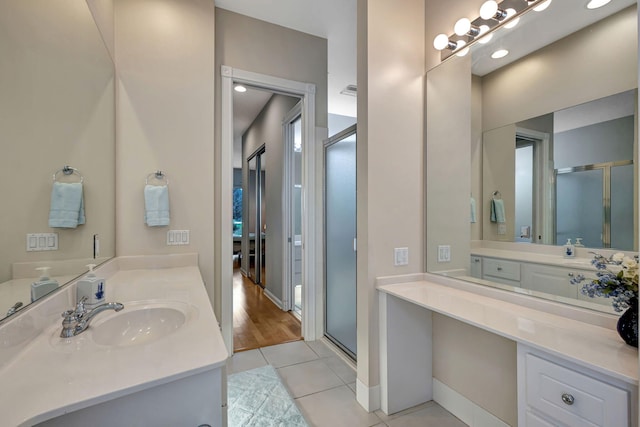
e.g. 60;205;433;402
427;0;637;313
0;1;115;322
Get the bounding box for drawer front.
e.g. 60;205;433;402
525;410;558;427
525;353;629;426
482;258;520;281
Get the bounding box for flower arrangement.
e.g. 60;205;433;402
570;252;639;312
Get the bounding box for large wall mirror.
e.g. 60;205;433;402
426;0;637;314
0;1;115;322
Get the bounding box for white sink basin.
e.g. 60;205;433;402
90;301;192;348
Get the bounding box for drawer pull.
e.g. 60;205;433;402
568;272;574;277
561;393;575;405
474;259;480;263
497;267;503;271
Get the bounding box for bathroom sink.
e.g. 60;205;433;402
90;302;192;348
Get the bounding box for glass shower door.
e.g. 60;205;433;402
324;125;357;358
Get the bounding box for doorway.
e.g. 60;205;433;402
220;66;318;354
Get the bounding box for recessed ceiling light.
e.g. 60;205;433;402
234;85;247;93
491;49;509;59
586;0;611;9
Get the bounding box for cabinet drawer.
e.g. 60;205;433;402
525;353;629;426
482;258;520;281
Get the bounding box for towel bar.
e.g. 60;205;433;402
53;165;83;183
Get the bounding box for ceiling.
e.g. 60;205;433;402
217;0;357;119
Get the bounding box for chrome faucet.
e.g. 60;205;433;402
6;301;23;317
60;297;124;338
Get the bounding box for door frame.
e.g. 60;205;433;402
220;65;317;353
282;102;303;312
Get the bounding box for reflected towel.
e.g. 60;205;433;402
48;182;85;228
490;198;505;223
144;184;170;226
470;197;477;223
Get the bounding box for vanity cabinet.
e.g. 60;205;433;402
520;263;579;299
518;345;636;427
482;257;520;287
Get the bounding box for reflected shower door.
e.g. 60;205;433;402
556;168;603;248
248;156;258;283
324;125;357;359
611;163;634;250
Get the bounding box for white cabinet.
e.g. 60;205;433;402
482;257;520;287
470;256;482;278
520;263;579;299
518;345;637;427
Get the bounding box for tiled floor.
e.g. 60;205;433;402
227;340;467;427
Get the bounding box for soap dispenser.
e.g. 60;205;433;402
563;239;575;258
31;267;59;302
76;264;105;309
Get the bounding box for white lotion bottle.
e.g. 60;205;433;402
76;264;105;309
563;238;575;258
31;267;59;302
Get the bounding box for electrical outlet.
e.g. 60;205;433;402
394;247;409;266
437;245;451;262
167;230;190;245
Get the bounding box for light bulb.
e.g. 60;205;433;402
491;49;509;59
480;1;499;20
504;8;520;29
455;40;469;57
433;33;453;51
477;25;493;44
454;18;471;36
533;0;552;11
587;0;610;9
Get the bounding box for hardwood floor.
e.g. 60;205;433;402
233;269;302;352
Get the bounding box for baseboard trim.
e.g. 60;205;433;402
264;288;283;310
433;378;509;427
356;379;381;413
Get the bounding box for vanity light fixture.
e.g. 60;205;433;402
533;0;552;12
433;33;458;51
455;40;470;57
234;84;247;93
480;0;508;21
454;18;480;37
477;25;494;44
491;49;509;59
586;0;611;9
504;8;520;29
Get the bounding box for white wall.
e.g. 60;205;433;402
356;0;425;410
114;0;216;304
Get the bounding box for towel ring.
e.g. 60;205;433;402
146;170;169;186
53;166;83;183
492;190;501;200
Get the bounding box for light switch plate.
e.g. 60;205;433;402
437;245;451;262
26;233;58;252
394;247;409;266
498;224;507;235
167;230;190;246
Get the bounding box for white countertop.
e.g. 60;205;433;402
0;259;228;426
378;278;638;385
470;247;597;270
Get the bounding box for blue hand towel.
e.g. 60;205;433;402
470;197;477;223
48;182;85;228
144;184;170;226
490;199;506;223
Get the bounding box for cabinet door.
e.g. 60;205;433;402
470;256;482;278
520;263;578;299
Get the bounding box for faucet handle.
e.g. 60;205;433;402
75;296;88;314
